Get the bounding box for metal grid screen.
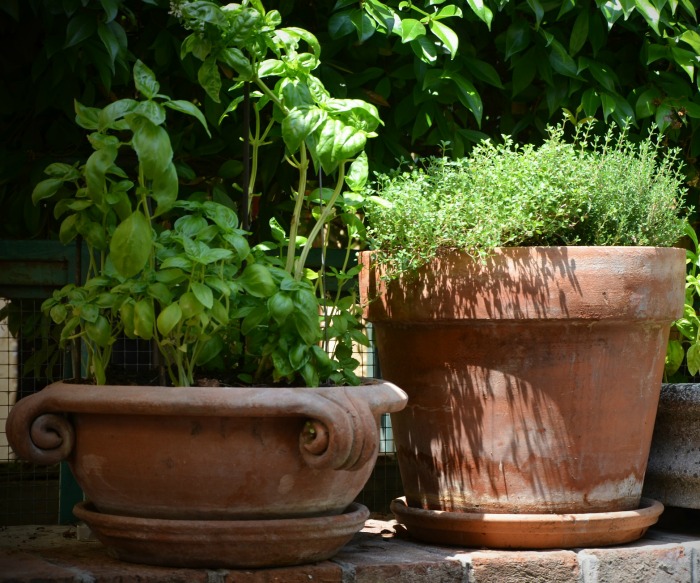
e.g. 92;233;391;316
0;298;63;526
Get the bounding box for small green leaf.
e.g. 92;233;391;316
281;106;326;154
126;114;173;179
134;298;155;340
191;282;214;309
75;100;101;130
315;119;367;174
346;151;369;191
151;162;179;217
197;56;222;103
32;178;65;205
268;292;294;324
133;60;160;99
85;315;111;348
157;302;183;336
180;292;204;319
110;210;153;278
164;100;211;137
147;282;173;305
196;335;224;365
665;339;684;376
85;146;118;205
687;343;700;376
239;263;277;298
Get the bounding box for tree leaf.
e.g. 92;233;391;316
505;19;531;60
429;20;459;58
464;0;493;29
548;39;579;79
400;18;426;43
65;13;96;48
570;9;589;56
350;9;376;43
329;10;355;38
526;0;545;28
634;0;661;35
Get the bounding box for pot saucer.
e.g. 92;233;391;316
391;496;663;549
74;501;369;568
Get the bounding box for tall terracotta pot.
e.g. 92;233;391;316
359;246;684;548
6;380;407;567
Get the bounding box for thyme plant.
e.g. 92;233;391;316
365;123;689;279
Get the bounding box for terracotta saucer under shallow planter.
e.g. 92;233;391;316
74;501;369;568
391;497;664;549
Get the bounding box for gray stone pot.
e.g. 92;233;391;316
643;383;700;509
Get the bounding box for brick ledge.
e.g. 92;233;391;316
1;520;699;582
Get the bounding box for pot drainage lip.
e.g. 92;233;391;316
391;496;664;549
74;500;369;568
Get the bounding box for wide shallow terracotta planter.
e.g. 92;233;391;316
360;246;685;548
643;383;700;509
6;380;407;567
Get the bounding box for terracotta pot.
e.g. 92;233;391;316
643;383;700;509
5;380;407;567
360;247;685;546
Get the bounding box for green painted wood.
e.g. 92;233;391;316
58;462;83;524
0;240;85;299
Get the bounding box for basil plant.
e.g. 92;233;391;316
34;0;380;388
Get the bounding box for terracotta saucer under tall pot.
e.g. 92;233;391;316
360;246;684;548
6;380;407;568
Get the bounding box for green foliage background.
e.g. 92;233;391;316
1;0;699;240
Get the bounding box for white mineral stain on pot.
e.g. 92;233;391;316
278;473;295;494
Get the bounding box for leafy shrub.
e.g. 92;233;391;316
365;123;689;278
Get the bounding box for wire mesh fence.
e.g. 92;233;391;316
0;298;63;526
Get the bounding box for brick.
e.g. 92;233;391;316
225;563;343;583
335;531;465;583
0;550;79;583
579;543;692;583
462;550;579;583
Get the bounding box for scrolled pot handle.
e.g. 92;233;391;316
6;392;75;465
297;389;380;472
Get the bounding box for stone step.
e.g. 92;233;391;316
2;518;700;583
